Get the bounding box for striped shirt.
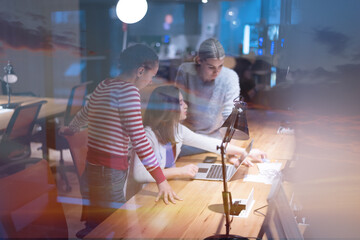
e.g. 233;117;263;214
70;79;166;183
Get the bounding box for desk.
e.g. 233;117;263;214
85;109;295;239
0;95;67;131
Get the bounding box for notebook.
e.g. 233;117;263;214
194;139;253;181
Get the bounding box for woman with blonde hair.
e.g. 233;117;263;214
132;85;266;183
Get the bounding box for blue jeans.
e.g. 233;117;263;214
178;145;209;157
80;162;127;228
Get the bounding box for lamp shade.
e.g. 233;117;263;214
3;61;17;84
220;101;249;140
116;0;148;24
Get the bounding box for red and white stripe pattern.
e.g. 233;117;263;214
70;79;165;183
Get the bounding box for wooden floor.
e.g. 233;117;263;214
31;142;84;239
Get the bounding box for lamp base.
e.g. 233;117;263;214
204;234;249;240
1;102;21;109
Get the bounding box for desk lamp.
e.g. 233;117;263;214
220;100;249;141
2;61;18;109
206;97;250;240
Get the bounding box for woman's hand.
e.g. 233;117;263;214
228;156;254;167
162;165;199;181
227;148;267;167
156;180;182;204
180;164;199;178
248;148;267;162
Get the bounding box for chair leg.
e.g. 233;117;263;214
58;150;72;192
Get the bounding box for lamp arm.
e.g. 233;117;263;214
6;75;11;108
208;98;249;239
217;114;237;236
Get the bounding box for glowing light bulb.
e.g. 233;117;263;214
225;7;238;21
116;0;148;24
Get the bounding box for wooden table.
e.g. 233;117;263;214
0;95;67;131
85;109;295;239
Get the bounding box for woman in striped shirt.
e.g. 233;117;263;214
61;44;181;238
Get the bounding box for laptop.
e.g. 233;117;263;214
194;139;253;181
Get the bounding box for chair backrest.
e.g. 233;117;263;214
223;56;236;69
0;100;46;160
64;129;88;181
0;159;68;238
1;82;36;97
258;175;304;240
64;82;92;126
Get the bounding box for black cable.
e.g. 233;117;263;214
253;204;268;217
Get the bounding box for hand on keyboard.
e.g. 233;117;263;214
239;158;254;167
180;164;199;178
228;156;254;167
248;148;267;162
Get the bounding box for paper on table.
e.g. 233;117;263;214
257;162;282;173
244;162;282;184
0;108;13;114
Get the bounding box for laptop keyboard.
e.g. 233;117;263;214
206;165;228;179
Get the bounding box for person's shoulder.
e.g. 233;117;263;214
179;62;195;68
144;126;155;136
144;126;159;144
178;123;185;132
121;81;138;90
97;78;111;89
221;67;238;78
175;123;186;141
218;67;239;82
101;80;138;91
178;123;192;135
178;62;197;74
118;82;140;96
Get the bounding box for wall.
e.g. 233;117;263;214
0;0;81;98
219;0;261;56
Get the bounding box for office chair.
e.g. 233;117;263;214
63;129;89;224
63;129;88;184
0;159;68;238
43;81;92;192
1;81;37;97
257;175;304;240
0;100;47;167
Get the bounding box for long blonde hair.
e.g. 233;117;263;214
143;85;181;145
